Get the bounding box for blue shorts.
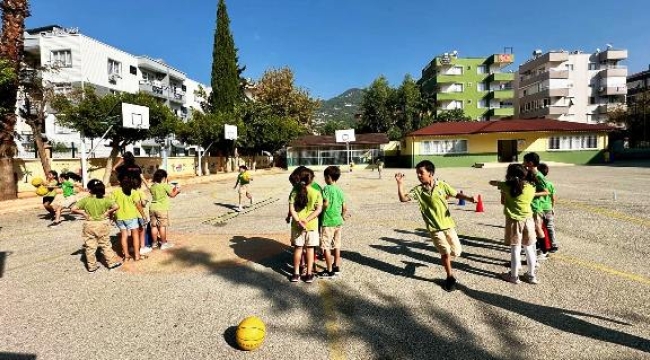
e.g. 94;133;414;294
138;217;149;228
116;218;140;231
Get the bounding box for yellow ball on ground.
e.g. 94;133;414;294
35;185;48;196
236;316;265;351
31;177;44;187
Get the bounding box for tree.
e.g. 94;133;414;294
0;0;29;200
435;108;472;123
51;89;180;183
608;90;650;146
208;0;242;114
316;116;356;135
358;75;394;134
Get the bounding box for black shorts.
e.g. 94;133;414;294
43;196;55;204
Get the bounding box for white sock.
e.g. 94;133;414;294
511;245;522;278
525;244;537;277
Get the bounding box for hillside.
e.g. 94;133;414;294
314;88;364;124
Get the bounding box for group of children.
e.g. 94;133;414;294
395;152;557;291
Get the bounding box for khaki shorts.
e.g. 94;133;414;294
320;226;342;249
430;228;462;256
291;228;319;247
53;194;78;209
505;217;536;246
150;210;170;227
238;184;250;195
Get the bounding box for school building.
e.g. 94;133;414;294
399;119;614;168
286;133;390;169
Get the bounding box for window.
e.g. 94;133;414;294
548;134;598;150
420;139;468;155
129;66;137;75
477;65;487;74
50;50;72;67
107;59;122;75
451;100;463;109
477;83;486;91
589;97;596;105
53;82;72;95
565;64;574;71
588;63;598;70
478;99;487;109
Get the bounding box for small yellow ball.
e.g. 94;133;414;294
35;185;48;196
31;177;44;187
236;316;265;351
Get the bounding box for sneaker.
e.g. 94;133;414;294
332;265;341;274
236;206;243;212
290;274;300;282
108;262;122;270
48;221;61;227
538;252;548;261
160;243;175;250
443;276;457;292
523;273;539;284
549;246;559;253
500;272;521;284
140;246;153;255
87;265;100;273
304;273;315;283
317;270;335;279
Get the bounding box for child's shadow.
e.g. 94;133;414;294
214;202;239;211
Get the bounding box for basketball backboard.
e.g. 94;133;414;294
335;129;356;143
224;124;238;140
122;103;150;129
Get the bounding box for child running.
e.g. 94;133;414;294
288;167;323;283
50;172;83;227
537;163;558;253
395;160;477;292
489;164;539;284
110;177;145;261
71;180;122;272
149;169;180;250
318;166;347;278
233;165;253;212
42;170;59;220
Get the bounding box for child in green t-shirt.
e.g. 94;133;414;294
149;169;180;250
536;163;558;253
234;165;253;212
489;164;539;285
110;177;146;261
317;166;348;278
51;172;83;227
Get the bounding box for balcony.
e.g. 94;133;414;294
520;87;570;102
521;105;570;118
597;104;626;114
137;56;187;81
139;81;167;99
169;90;186;104
436;74;464;83
488;107;514;117
488;89;514;100
487;72;514;83
519;52;570;73
519;69;569;88
436;92;463;101
599;66;627;78
599;86;627;96
598;49;628;62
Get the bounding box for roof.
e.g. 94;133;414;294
628;69;650;82
288;133;390;147
409;119;615;137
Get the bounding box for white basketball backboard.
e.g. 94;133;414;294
224;124;238;140
122;103;150;129
335;129;356;143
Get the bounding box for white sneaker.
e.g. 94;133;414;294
160;243;175;250
140;246;153;255
500;271;520;284
236;206;243;212
537;252;548;261
523;273;539;284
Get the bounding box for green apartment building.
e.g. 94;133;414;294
418;51;516;120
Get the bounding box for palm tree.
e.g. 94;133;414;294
0;0;30;200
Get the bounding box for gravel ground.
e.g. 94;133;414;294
1;165;649;360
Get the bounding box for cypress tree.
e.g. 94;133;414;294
209;0;241;113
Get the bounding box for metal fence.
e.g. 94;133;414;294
287;148;383;167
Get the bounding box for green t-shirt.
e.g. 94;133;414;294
150;183;173;211
530;172;549;213
322;184;345;227
537;180;555;212
408;180;457;232
109;188;142;220
76;195;116;221
62;180;75;197
289;186;322;232
238;171;251;185
45;179;59;198
498;182;535;221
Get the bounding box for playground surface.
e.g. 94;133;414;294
1;165;649;360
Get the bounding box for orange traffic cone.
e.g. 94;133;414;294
475;195;484;213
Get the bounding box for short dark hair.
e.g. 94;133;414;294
123;151;135;166
87;178;101;191
523;152;541;166
537;163;549;176
239;165;248;171
324;166;341;181
415;160;435;174
153;169;168;183
90;181;106;198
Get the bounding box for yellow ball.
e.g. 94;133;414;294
242;172;250;182
35;185;48;196
236;316;266;351
31;177;44;187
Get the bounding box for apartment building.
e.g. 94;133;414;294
627;67;650;108
17;25;209;157
515;48;628;123
418;51;516;121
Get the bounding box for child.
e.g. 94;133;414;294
522;152;551;258
133;176;152;255
395;160;477;292
289;167;323;283
233;165;253;212
149;169;180;250
489;164;539;284
42;170;59;219
71;180;122;272
50;172;83;226
318;166;347;278
537;163;558;253
110;177;145;261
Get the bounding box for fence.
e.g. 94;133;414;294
287;148;383;167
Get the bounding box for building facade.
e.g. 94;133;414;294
515;48;628;123
418;51;515;121
17;25;209;157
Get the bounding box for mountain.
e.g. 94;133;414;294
314;88;365;125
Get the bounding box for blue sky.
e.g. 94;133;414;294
27;0;650;100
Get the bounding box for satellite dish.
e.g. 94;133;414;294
596;48;601;53
606;43;613;49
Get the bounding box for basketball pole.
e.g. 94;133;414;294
80;134;88;188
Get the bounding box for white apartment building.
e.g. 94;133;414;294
514;47;627;123
16;25;210;157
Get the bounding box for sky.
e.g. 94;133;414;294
25;0;650;100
